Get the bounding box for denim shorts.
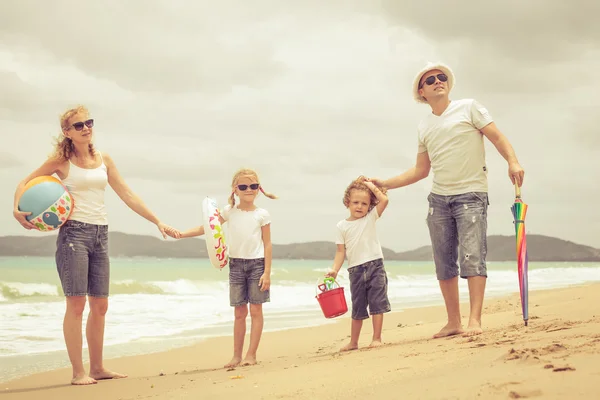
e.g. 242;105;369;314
426;192;489;280
347;258;391;320
229;258;270;307
55;220;110;297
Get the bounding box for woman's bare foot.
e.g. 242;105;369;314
340;342;358;352
224;356;242;369
433;323;464;339
369;339;383;348
89;369;128;381
71;374;97;385
241;355;258;366
462;322;483;337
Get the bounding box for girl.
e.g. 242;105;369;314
12;105;177;385
167;168;276;368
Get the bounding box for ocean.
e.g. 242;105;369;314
1;256;600;383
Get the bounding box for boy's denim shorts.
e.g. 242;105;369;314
55;220;110;297
347;258;391;320
229;258;270;307
426;192;489;281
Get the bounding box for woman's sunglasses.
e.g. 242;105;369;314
71;119;94;131
420;73;448;88
237;184;260;191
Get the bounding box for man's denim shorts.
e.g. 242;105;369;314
347;258;391;320
229;258;270;307
426;192;489;280
55;220;110;297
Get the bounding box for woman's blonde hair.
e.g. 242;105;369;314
50;105;96;161
342;175;387;211
228;168;277;207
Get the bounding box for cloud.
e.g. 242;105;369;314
0;1;287;94
0;152;23;169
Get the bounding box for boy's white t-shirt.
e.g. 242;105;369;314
335;208;383;268
417;98;494;196
221;205;271;259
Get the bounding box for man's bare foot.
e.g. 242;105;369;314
369;339;383;348
224;356;242;369
462;322;483;337
340;342;358;352
71;374;97;385
433;323;464;339
89;369;128;381
241;355;257;366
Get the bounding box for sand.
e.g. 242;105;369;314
2;283;600;400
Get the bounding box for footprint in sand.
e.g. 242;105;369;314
509;389;543;398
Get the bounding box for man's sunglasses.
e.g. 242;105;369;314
237;184;260;191
71;119;94;131
419;73;448;88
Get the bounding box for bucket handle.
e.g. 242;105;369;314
315;277;340;295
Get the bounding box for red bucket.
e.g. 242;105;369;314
316;280;348;318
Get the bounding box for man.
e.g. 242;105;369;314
371;62;525;338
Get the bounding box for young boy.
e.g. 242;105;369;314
327;176;390;351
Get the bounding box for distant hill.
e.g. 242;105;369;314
1;233;599;262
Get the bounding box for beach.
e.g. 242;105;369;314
2;281;600;399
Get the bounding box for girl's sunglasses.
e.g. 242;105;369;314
420;73;448;88
237;184;260;191
71;119;94;131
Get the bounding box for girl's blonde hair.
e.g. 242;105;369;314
228;168;277;207
342;175;387;211
50;105;96;161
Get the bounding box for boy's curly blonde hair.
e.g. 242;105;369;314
342;176;387;211
50;105;96;161
228;168;278;207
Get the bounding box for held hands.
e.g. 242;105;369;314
13;209;36;230
157;222;181;239
259;273;271;292
325;270;338;279
508;161;525;187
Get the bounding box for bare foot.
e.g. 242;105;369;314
241;355;257;366
462;323;483;337
89;369;128;381
71;374;97;385
224;356;242;369
433;323;464;339
340;342;358;352
369;339;383;348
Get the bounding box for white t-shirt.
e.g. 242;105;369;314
417;98;494;196
335;208;383;268
221;205;271;259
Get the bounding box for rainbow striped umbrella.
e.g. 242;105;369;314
511;184;529;326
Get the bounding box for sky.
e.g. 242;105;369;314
1;1;599;252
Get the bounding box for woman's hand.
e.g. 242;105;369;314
13;209;36;230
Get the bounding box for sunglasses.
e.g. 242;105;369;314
71;119;94;131
237;183;260;191
420;73;448;88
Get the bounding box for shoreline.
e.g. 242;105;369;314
3;282;600;399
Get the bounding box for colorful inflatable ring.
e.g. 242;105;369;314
202;197;228;269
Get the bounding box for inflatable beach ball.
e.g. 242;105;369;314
18;176;74;232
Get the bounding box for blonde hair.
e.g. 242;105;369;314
342;176;387;211
50;105;95;161
228;168;277;207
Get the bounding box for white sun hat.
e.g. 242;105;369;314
412;62;455;104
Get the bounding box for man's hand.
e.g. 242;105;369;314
508;161;525;187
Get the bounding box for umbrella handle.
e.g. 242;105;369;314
514;183;521;199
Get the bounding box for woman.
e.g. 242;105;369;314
12;105;179;385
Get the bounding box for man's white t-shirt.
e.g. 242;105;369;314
221;205;270;259
417;99;494;196
335;208;383;268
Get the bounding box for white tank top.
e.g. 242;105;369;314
62;152;109;225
